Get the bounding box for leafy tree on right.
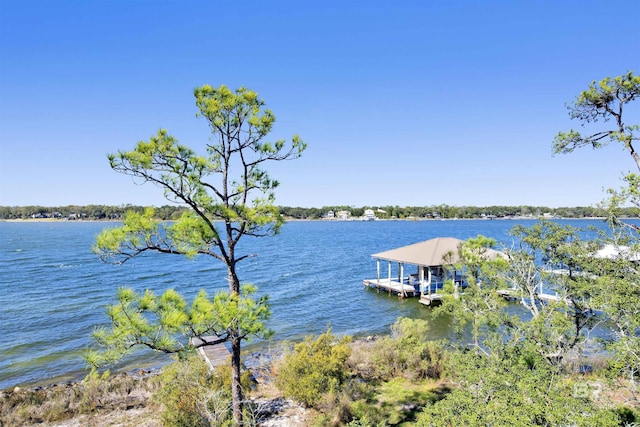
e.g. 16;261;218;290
555;71;640;385
417;71;639;426
553;70;640;171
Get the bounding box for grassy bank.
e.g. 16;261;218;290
0;371;161;426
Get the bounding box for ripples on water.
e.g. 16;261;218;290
0;219;612;389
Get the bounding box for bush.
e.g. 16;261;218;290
348;399;386;427
275;328;352;408
416;348;621;427
154;355;253;427
361;318;447;381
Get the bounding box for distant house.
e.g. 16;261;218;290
336;210;350;220
326;210;335;219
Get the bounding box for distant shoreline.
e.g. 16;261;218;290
2;204;636;223
1;218;122;223
1;216;615;224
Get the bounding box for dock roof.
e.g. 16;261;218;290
372;237;463;267
371;237;504;267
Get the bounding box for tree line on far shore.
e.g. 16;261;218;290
1;203;638;221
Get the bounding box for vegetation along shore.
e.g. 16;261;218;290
1;327;638;426
1;203;638;222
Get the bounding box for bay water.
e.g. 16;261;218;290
0;218;612;390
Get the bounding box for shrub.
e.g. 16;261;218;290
154;355;253;427
345;416;387;427
416;348;621;427
348;399;386;426
275;328;352;408
364;318;447;381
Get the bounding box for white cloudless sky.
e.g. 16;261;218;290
0;0;638;208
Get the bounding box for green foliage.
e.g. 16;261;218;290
85;285;271;369
94;84;305;425
209;284;273;341
373;378;442;425
436;236;507;349
275;328;352;408
4;203;638;220
476;221;606;366
561;72;640;387
96;83;306;274
367;318;448;381
411;72;640;426
553;70;640;171
603;173;640;228
422;221;638;424
345;416;386;427
154;355;252;427
416;346;620;426
0;204;187;220
338;321;451;426
592;182;640;382
93;208;164;264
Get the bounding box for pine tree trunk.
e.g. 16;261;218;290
228;264;244;426
231;334;243;426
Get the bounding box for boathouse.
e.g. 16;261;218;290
363;237;503;305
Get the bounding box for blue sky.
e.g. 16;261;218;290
1;1;638;208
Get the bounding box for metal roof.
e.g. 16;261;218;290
371;237;463;267
371;237;505;267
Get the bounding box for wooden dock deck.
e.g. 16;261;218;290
363;278;419;297
419;294;443;306
191;335;231;369
497;289;567;304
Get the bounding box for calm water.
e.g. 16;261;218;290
0;218;612;389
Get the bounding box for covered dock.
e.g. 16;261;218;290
363;237;469;305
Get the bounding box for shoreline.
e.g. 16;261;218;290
2;332;378;393
1;216;617;224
